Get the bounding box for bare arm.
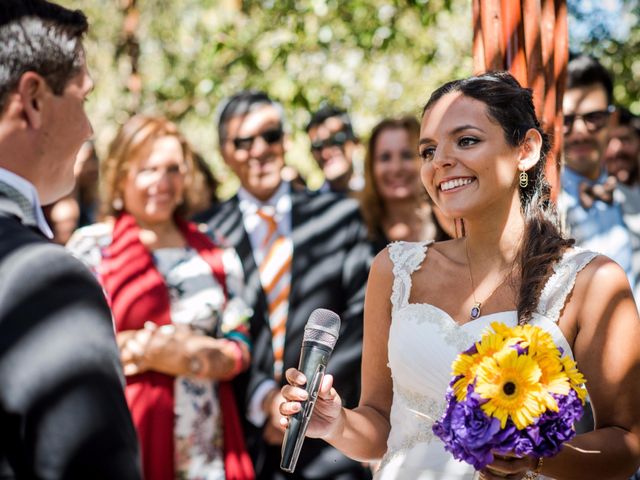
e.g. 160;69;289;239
281;249;395;461
541;257;640;479
118;324;248;380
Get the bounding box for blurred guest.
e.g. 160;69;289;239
605;107;640;187
306;105;363;193
558;55;639;300
608;108;640;304
43;194;81;245
188;151;219;219
359;116;452;253
67;115;254;480
199;90;372;479
74;139;100;226
0;0;141;478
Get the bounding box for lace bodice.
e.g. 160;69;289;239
376;241;598;480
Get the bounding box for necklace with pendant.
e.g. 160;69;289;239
464;238;513;321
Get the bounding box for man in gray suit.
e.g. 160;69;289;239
198;91;372;479
0;1;141;478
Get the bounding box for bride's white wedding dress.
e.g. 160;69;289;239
374;241;597;480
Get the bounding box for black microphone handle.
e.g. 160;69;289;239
280;342;333;473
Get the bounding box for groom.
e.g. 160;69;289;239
0;1;141;478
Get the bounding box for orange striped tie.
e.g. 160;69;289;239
257;208;292;381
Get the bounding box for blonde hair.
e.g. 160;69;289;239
359;115;422;238
100;114;198;219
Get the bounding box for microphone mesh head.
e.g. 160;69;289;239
302;309;341;351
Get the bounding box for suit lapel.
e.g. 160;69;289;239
209;197;269;327
284;190;313;363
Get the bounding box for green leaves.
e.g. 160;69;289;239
60;0;471;193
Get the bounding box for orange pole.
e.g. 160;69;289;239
473;0;486;74
549;0;569;200
501;0;528;86
480;0;505;71
473;0;567;199
522;0;545;119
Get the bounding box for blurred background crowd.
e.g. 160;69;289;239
4;1;640;479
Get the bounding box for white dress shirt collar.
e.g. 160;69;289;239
237;181;292;229
0;167;53;238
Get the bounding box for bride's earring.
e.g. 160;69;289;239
519;169;529;188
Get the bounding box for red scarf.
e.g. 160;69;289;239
100;212;254;480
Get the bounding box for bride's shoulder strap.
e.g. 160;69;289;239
388;241;432;312
535;247;600;323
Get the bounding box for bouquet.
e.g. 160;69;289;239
432;322;587;471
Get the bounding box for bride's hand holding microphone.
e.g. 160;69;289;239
276;308;343;473
279;368;344;440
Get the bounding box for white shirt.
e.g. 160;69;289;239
237;181;293;426
237;180;292;263
0;167;53;238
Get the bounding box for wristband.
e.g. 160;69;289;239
523;457;543;479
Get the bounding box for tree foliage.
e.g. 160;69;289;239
568;0;640;114
59;0;472;192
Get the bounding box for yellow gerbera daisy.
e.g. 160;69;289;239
560;355;588;402
452;329;512;401
510;323;559;360
452;353;480;401
537;353;570;399
475;348;553;429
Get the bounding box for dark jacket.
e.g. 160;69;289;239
0;195;141;479
201;187;372;480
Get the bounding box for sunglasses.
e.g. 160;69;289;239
310;130;352;153
232;128;284;151
563;106;615;134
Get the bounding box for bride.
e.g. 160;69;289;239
279;72;640;479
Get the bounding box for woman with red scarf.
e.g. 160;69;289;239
68;115;254;480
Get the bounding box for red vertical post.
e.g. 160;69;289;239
522;0;545;119
481;0;506;71
501;0;528;86
473;0;566;200
550;0;569;200
473;0;486;74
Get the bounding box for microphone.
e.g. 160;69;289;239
280;308;341;473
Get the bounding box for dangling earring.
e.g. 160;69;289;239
519;169;529;188
112;197;124;211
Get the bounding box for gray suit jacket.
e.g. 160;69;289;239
0;194;141;479
200;187;373;479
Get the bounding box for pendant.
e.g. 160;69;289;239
470;302;482;320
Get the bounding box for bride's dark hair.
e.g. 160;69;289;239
422;71;574;324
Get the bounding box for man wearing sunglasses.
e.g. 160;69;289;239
559;55;638;308
199;91;372;480
306;105;362;193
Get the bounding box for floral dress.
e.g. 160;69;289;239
68;223;252;480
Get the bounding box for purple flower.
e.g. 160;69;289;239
434;391;501;470
534;390;583;456
434;331;586;471
512;343;528;355
463;343;479;355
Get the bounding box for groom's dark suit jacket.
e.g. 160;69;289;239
201;187;373;479
0;195;141;479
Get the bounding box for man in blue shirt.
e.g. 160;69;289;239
559;55;637;298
